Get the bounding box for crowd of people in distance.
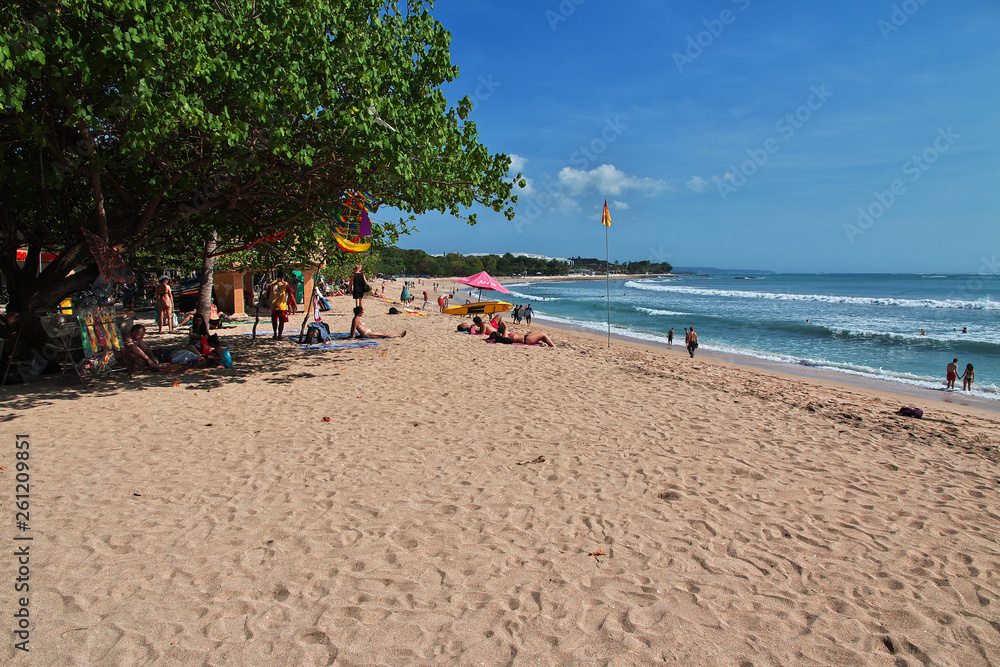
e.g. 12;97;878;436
130;272;993;398
129;273;565;375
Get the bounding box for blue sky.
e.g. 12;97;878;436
389;1;999;273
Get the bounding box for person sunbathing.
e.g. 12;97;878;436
488;330;556;347
472;315;507;337
350;306;406;339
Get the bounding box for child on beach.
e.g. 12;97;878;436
961;363;975;391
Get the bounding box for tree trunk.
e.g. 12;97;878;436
196;230;218;322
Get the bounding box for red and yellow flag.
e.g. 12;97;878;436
601;199;612;227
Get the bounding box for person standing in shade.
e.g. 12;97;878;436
946;358;959;389
523;303;533;326
269;272;293;340
668;328;674;345
155;275;174;333
685;326;699;358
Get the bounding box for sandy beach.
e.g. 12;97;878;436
3;280;1000;665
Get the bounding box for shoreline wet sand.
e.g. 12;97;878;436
533;314;1000;417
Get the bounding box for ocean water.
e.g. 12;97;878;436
500;274;1000;402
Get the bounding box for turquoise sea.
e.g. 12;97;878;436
500;274;999;403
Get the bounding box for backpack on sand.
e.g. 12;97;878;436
304;321;332;343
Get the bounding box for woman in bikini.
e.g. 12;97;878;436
155;275;174;333
961;363;975;391
349;306;406;339
488;330;556;347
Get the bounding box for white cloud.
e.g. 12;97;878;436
611;200;629;210
687;173;737;194
557;164;672;197
551;192;580;215
508;154;527;172
686;176;709;193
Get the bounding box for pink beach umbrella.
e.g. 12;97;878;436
455;271;510;301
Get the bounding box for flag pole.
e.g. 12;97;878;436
605;221;610;348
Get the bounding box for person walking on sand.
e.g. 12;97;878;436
946;358;959;389
155;275;174;333
961;363;975;391
686;326;699;358
668;328;674;345
523;303;533;326
269;272;293;340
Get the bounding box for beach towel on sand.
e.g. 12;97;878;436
299;340;380;350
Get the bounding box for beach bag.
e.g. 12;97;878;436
199;335;212;355
898;406;923;418
220;348;233;368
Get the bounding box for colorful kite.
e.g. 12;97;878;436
331;191;374;253
81;227;139;284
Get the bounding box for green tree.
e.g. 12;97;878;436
0;0;518;338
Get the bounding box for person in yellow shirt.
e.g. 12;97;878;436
269;272;295;340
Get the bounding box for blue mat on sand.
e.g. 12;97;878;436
245;330;356;340
244;328;302;336
299;340;380;350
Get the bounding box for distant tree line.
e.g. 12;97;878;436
359;249;672;277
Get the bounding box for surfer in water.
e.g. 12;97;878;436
349;306;406;339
